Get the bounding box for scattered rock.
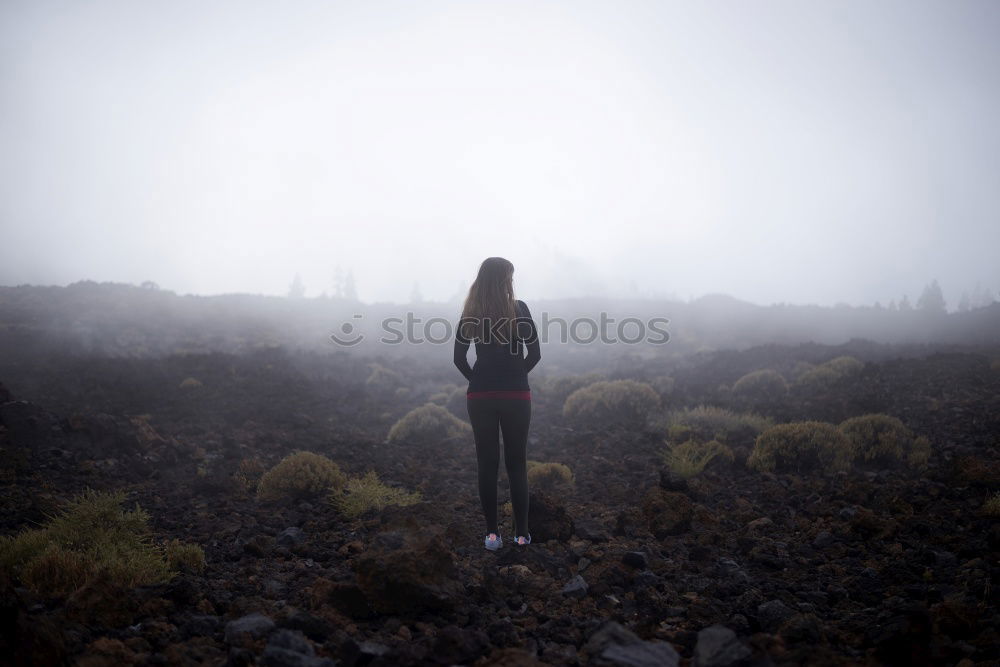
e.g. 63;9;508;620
562;575;589;598
621;551;648;569
225;613;275;645
276;527;304;547
756;600;794;632
692;624;751;667
529;491;574;542
353;528;463;613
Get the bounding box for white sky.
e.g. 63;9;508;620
1;0;998;307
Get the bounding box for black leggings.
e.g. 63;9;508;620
466;397;531;537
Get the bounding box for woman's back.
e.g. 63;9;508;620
455;299;541;393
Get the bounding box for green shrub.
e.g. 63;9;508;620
527;461;574;492
233;456;267;495
650;375;676;397
795;356;864;389
331;471;421;518
387;403;472;443
661;440;734;478
0;489;171;597
256;451;347;502
165;539;206;574
541;373;606;405
748;421;853;473
838;414;929;468
982;491;1000;517
563;380;660;428
666;405;773;444
731;369;788;401
366;363;402;391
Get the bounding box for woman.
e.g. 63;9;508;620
453;257;541;550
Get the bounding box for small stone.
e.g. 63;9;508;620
561;575;589;598
225;613;275;645
277;527;305;547
757;599;794;632
622;552;648;569
692;623;751;667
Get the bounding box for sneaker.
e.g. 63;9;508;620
514;534;531;546
484;532;503;551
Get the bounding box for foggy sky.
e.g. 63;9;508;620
2;0;998;308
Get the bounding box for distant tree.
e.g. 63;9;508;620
887;299;897;311
957;291;970;313
288;273;306;299
410;281;423;304
873;301;883;311
449;280;468;305
971;282;996;309
343;270;358;301
332;266;345;298
140;280;159;290
916;279;946;315
899;295;912;311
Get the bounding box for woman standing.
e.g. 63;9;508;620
453;257;541;550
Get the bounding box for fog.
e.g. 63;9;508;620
2;0;999;309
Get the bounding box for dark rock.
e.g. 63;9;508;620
431;625;490;665
243;534;275;557
575;517;612;542
261;629;335;667
562;575;589;598
280;610;332;642
642;488;692;537
277;527;305;547
600;641;680;667
179;614;221;639
756;600;794;632
692;624;751;667
225;613;275;645
582;620;679;665
778;613;823;645
659;469;690;493
811;530;835;548
354;527;463;614
529;491;574;542
622;552;648;569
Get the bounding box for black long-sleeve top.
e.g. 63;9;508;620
453;299;541;393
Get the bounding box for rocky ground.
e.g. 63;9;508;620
1;340;999;666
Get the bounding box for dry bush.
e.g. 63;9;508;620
233;456;267;495
795;355;864;390
527;461;574;492
666;405;773;444
178;377;202;389
731;369;788;401
748;421;853;473
661;439;734;478
387;403;472;443
365;363;402;392
256;451;347;502
165;539;206;574
650;374;676;398
838;413;930;468
541;372;606;405
331;471;421;518
562;379;660;428
0;489;171;597
982;491;1000;517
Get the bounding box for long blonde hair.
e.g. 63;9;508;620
459;257;518;342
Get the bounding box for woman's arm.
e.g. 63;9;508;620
517;300;541;374
453;326;474;382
